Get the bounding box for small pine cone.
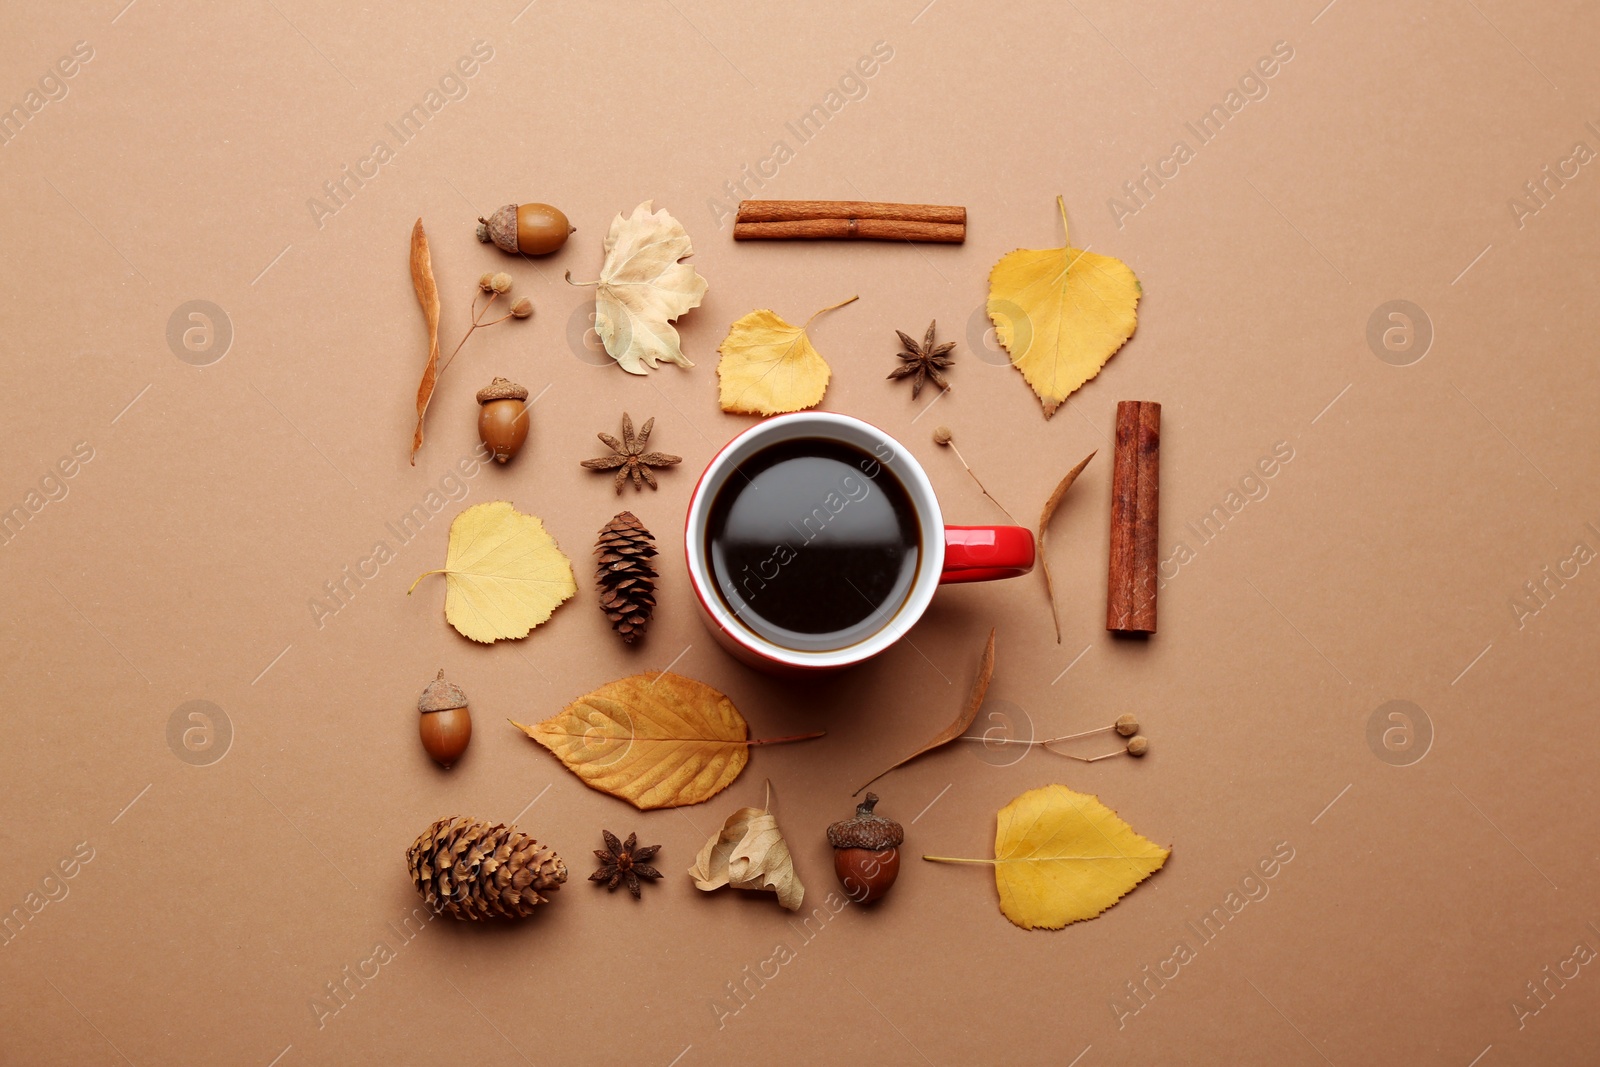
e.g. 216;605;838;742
406;815;566;920
595;511;658;644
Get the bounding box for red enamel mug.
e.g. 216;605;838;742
684;412;1035;673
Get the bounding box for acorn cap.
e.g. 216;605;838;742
476;377;529;404
827;793;904;850
477;204;519;253
418;669;468;713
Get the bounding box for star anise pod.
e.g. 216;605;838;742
590;830;662;898
888;320;955;398
581;413;682;493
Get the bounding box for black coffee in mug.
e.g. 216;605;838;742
705;438;921;651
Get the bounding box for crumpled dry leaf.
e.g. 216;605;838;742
854;629;995;795
568;200;708;375
409;218;442;464
408;501;576;643
510;673;821;809
1038;451;1096;643
988;197;1140;417
924;784;1169;930
689;799;805;911
716;296;858;415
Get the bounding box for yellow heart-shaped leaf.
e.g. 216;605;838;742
988;197;1140;417
716;297;857;415
409;501;576;643
926;784;1169;930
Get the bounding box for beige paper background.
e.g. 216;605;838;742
3;2;1598;1064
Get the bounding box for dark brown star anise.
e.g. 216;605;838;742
888;320;955;398
580;412;682;493
590;830;662;898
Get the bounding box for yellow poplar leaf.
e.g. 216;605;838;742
988;197;1141;418
716;296;858;415
924;784;1169;930
511;672;805;810
689;802;805;911
568;200;708;375
408;501;576;643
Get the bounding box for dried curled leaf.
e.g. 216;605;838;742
570;200;708;375
409;218;442;464
716;296;858;415
854;629;995;794
988;197;1140;417
1038;451;1096;642
924;784;1169;930
689;801;804;911
511;673;772;810
408;501;576;643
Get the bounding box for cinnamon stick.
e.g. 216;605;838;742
1107;400;1160;634
734;200;966;243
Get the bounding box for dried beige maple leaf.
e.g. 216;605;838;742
566;200;708;374
689;788;805;911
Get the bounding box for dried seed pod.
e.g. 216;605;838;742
418;669;471;767
476;377;530;464
477;203;574;256
1115;713;1139;737
1126;735;1149;757
827;793;904;904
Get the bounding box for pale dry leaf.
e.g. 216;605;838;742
688;802;805;911
988;197;1140;417
408;501;576;643
510;672;751;810
409;218;442;464
924;784;1169;930
716;296;858;415
853;628;995;795
569;200;708;375
1037;451;1096;643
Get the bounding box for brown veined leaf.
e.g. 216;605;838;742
565;200;708;375
511;673;822;810
924;784;1169;930
409;218;442;464
1038;450;1096;643
407;501;577;643
853;628;995;795
988;197;1141;417
716;296;858;415
688;787;805;911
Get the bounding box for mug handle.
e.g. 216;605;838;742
941;525;1036;584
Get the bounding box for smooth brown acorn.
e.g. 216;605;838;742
418;669;471;767
476;377;529;463
827;793;903;904
476;203;574;256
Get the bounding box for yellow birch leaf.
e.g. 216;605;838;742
716;296;858;415
512;672;826;810
688;802;805;911
924;784;1168;930
408;501;576;643
567;200;708;375
988;197;1141;418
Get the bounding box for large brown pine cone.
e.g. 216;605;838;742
595;511;658;644
406;815;566;920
